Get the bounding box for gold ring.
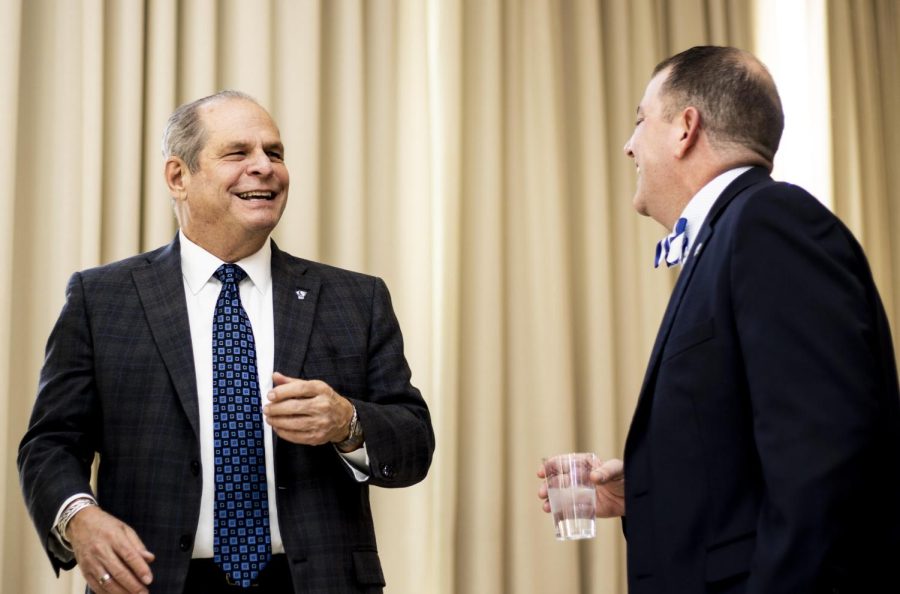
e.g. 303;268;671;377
98;572;112;585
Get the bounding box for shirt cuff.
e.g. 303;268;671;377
336;444;370;482
53;493;97;550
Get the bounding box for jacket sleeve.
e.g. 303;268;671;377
352;277;434;488
731;185;894;593
17;272;100;571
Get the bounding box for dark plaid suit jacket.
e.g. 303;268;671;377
18;236;435;593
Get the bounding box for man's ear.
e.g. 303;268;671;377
674;106;701;159
164;157;189;199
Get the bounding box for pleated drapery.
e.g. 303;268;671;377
3;2;896;593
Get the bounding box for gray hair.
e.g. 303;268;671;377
161;90;259;172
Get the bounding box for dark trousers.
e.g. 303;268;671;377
184;555;293;594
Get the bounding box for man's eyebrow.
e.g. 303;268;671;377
219;140;251;151
219;140;284;152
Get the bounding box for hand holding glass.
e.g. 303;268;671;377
542;452;597;540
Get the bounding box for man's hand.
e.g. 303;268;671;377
67;506;154;593
264;371;355;446
537;457;626;518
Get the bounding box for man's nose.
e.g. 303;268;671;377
247;151;274;175
623;137;634;158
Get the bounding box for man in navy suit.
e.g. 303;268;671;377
19;90;434;593
540;46;900;593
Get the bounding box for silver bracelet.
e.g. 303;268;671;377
335;405;364;450
57;497;98;545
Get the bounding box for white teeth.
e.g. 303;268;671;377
237;191;273;199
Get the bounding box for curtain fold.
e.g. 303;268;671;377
0;2;828;593
0;0;23;588
442;2;752;592
828;0;900;336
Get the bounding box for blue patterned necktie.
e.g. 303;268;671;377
212;263;271;586
655;217;689;268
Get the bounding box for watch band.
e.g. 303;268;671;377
335;405;364;450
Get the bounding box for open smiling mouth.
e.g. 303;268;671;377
236;191;276;201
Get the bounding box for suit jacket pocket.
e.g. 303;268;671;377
302;354;366;391
705;530;755;583
353;550;386;586
663;318;715;362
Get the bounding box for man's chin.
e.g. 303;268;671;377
632;196;650;217
237;200;286;223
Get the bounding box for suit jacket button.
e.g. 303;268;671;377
190;460;200;476
380;464;396;479
179;535;193;551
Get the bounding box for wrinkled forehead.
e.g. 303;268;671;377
199;98;282;144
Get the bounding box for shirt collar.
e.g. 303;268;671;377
179;230;272;296
678;166;752;260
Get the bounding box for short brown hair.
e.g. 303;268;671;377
653;46;784;164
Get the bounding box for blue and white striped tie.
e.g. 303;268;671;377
654;217;689;268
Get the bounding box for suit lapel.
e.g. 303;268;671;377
641;235;706;386
132;237;201;438
271;242;321;376
630;168;772;427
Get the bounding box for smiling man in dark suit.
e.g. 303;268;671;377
19;90;434;594
540;46;900;593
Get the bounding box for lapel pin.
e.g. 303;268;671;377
295;289;308;301
693;242;703;257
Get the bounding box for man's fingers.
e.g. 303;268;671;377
85;571;112;594
272;371;295;387
266;411;329;434
537;470;551;514
88;539;150;593
264;395;314;417
264;376;350;445
598;458;625;481
268;422;332;446
589;458;625;484
85;553;144;594
265;391;339;420
71;508;153;593
268;375;330;402
122;526;154;584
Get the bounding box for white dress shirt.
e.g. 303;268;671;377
179;232;286;557
180;232;369;558
54;233;370;555
677;166;752;265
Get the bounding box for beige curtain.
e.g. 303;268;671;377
828;0;900;337
443;2;751;592
1;1;749;593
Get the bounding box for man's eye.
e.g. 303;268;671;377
634;118;644;127
268;152;284;161
226;151;245;158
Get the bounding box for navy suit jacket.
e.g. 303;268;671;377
624;168;900;594
18;237;435;593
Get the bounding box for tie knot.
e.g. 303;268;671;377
214;263;247;286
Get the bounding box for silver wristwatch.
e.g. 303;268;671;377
335;405;364;451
